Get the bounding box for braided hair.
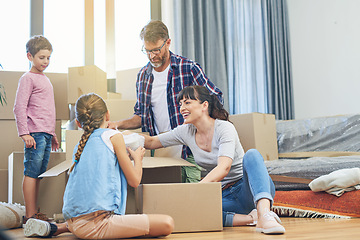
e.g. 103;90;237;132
68;93;108;173
177;85;229;121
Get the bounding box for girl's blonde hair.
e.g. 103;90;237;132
68;93;108;173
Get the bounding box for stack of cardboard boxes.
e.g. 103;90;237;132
2;65;279;233
0;71;68;202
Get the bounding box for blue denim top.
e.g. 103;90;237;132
62;128;127;220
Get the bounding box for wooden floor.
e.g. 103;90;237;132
3;217;360;240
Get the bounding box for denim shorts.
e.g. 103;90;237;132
24;132;52;178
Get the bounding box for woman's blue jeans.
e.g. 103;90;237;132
222;149;275;227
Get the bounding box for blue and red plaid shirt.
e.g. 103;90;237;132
134;51;223;159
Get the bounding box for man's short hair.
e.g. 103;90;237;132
26;35;52;56
140;20;169;43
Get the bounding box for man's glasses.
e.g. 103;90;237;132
141;40;167;55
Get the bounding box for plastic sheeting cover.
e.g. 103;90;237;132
276;114;360;153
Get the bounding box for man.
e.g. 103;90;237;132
109;20;223;182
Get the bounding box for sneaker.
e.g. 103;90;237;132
23;210;52;225
256;211;285;234
24;218;51;237
247;209;258;226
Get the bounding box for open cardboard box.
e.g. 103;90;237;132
38;156;194;212
39;156;223;233
39;156;194;179
32;127;223;233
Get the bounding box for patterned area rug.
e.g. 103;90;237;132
272;190;360;218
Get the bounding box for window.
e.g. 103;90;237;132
0;0;30;71
0;0;150;73
44;0;85;73
115;0;150;71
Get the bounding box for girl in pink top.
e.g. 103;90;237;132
13;35;59;223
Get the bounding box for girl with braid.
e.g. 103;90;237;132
23;93;174;239
143;86;285;235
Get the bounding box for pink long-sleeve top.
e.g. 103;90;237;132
13;72;56;137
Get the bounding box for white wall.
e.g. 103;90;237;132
288;0;360;119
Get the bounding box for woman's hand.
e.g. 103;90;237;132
200;156;232;183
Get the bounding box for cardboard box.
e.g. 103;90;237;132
39;159;222;233
64;130;83;160
0;71;69;120
229;113;278;160
0;120;24;169
135;182;223;233
39;157;194;181
0;169;8;202
46;72;69;120
0;120;62;169
39;156;194;214
104;99;137;121
107;91;122;99
8;152;67;216
0;71;23;120
67;65;107;104
116;68;140;100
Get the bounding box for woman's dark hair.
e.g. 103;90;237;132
177;85;229;121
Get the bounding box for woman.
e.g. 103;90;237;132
143;85;285;235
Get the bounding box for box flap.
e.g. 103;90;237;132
142;157;194;168
39;156;194;178
39;160;73;177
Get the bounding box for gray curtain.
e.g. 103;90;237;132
264;0;294;120
173;0;294;120
173;0;229;110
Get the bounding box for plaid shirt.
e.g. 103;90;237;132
134;51;223;159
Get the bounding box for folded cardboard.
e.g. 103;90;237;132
0;169;8;202
8;152;67;216
0;71;69;120
0;120;62;169
67;65;107;104
135;182;223;233
229;113;278;160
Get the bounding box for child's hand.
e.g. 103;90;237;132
52;135;60;151
21;134;36;149
127;146;145;162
